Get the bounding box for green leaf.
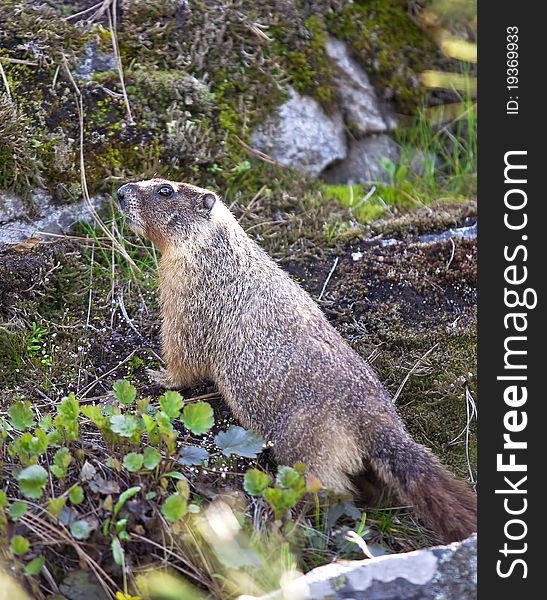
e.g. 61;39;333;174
38;415;53;430
24;555;45;576
159;391;184;420
142;413;157;434
0;490;8;508
115;518;128;533
8;401;35;431
161;493;188;522
55;393;79;441
69;485;85;505
181;402;214;435
264;487;301;511
114;486;141;518
111;536;124;566
293;462;308;475
12;429;48;460
123;452;144;472
11;535;30;556
53;447;72;477
113;379;137;406
17;465;48;499
276;466;305;491
164;471;187;480
176;478;190;500
9;500;28;521
46;429;62;446
155;411;174;434
58;392;79;421
70;519;94;540
179;445;209;466
136;396;150;414
48;496;66;519
81;405;106;428
215;426;264;458
143;447;161;470
244;469;271;496
110;414;139;437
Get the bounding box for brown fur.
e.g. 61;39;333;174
117;178;477;542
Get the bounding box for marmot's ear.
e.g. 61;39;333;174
197;193;216;216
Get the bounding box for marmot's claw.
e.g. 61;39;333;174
146;368;174;388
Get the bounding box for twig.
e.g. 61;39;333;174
118;289;143;337
0;61;12;100
61;54;138;270
78;242;95;389
235;135;284;167
318;257;339;301
0;56;38;66
446;237;456;270
62;1;104;21
393;343;439;404
351;185;376;213
108;0;135;124
79;348;139;397
448;385;477;485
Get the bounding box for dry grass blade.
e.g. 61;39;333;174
109;0;135;124
21;512;118;599
393;344;439;404
61;54;139;271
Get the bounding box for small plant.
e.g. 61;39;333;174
1;379;270;597
244;464;317;520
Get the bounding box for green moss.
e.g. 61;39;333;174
322;182;427;224
327;0;442;113
273;15;337;111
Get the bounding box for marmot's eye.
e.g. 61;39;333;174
158;185;173;197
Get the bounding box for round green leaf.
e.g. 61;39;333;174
110;414;139;437
123;452;144;472
9;500;28;521
179;445;209;466
17;464;48;499
11;535;30;556
161;493;188;522
215;426;264;458
70;519;94;540
8;401;35;431
244;469;271;496
159;390;184;420
182;402;214;435
276;466;305;491
24;555;45;576
69;485;85;505
113;379;137;405
143;447;161;470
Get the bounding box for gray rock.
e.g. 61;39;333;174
240;535;477;600
60;570;110;600
0;189;106;246
326;37;396;135
322;134;401;185
252;87;347;176
77;42;116;80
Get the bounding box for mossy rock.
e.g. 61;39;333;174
327;0;442;113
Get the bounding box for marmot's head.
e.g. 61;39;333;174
117;178;218;249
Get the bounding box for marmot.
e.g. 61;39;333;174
117;177;477;542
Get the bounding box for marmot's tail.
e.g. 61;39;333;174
361;427;477;543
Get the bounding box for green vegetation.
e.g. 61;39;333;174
2;379;409;598
1;0;477;597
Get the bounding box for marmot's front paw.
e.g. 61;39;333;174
146;368;175;389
